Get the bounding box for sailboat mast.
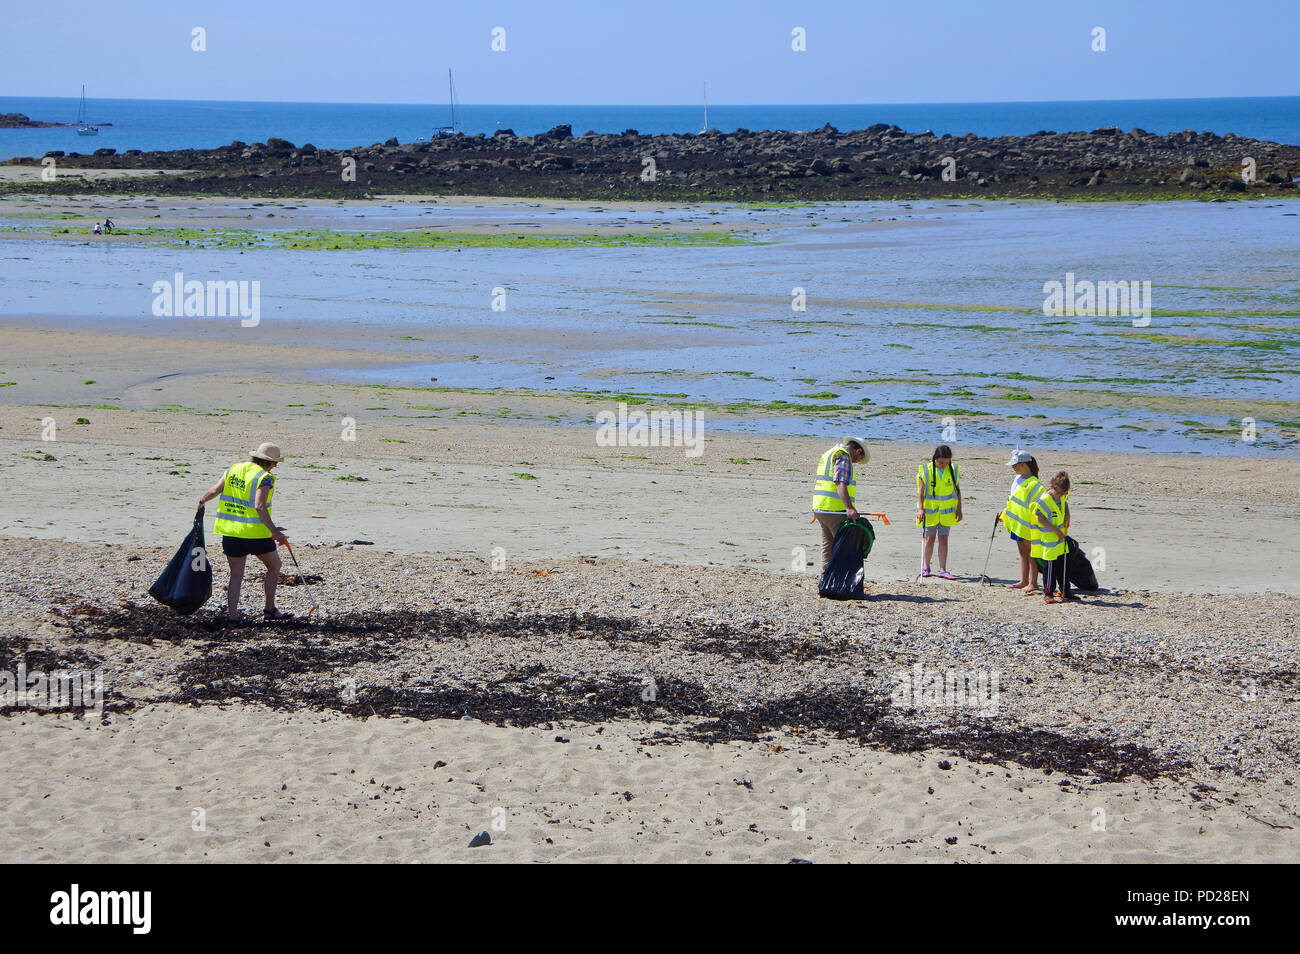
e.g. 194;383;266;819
448;68;457;132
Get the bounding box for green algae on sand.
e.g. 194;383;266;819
1;223;753;251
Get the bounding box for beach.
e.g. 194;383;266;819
1;194;1297;864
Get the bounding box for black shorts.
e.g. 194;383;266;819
221;535;277;558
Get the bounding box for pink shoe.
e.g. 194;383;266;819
921;567;931;578
936;570;956;580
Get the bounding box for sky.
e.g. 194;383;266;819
3;0;1298;106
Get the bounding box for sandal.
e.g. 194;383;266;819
921;567;931;578
263;608;296;621
1043;596;1059;604
936;570;956;580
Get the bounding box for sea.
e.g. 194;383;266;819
2;95;1300;159
2;94;1298;457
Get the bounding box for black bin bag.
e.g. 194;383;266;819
148;507;214;615
1065;536;1099;591
818;518;875;600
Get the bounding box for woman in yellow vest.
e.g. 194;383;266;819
1030;471;1075;604
811;437;869;570
997;449;1044;594
197;442;292;622
914;444;962;578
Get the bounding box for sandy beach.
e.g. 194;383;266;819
1;196;1297;865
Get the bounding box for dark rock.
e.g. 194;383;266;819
468;830;492;847
384;137;399;147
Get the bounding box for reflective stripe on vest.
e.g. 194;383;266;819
1002;476;1043;539
811;444;856;512
1030;492;1066;560
213;461;274;538
917;462;960;527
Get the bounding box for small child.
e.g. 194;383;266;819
1031;471;1076;604
998;449;1043;594
915;443;962;578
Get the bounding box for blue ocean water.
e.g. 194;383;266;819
2;95;1298;160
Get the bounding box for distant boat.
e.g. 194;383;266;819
433;69;459;139
700;82;710;134
76;85;98;136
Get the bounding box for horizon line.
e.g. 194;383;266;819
3;93;1299;109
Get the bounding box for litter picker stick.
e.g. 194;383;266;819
284;544;321;619
978;511;1001;584
913;523;926;583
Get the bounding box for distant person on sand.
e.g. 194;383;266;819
103;218;113;233
915;443;962;578
1031;471;1075;604
998;449;1044;593
197;442;293;622
811;437;870;570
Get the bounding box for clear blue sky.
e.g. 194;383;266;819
3;0;1297;105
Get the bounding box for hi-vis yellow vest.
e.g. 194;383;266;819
1030;492;1067;560
811;444;855;512
916;462;961;527
213;461;274;538
1002;475;1043;541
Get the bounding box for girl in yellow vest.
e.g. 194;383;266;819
914;444;962;578
197;442;292;622
997;449;1043;594
1031;471;1075;604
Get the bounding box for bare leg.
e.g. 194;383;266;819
922;531;936;570
254;548;282;613
1026;541;1040;594
226;555;247;618
937;534;950;572
1007;539;1030;589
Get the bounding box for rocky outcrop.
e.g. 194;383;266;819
3;122;1297;200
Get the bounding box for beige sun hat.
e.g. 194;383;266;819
250;442;285;462
843;437;870;463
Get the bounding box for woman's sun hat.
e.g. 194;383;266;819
251;442;285;462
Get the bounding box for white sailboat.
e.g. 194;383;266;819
700;82;710;134
433;69;459;139
76;85;98;136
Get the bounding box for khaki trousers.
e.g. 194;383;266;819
815;512;849;569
